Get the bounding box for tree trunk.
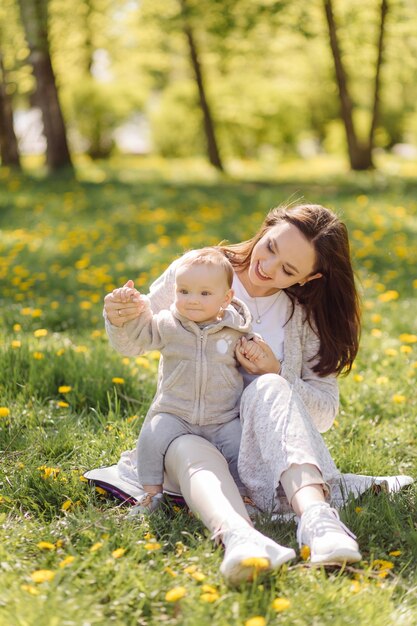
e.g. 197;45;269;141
368;0;388;148
17;0;73;172
179;0;224;171
0;53;21;168
323;0;373;170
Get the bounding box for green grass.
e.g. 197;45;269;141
0;155;416;625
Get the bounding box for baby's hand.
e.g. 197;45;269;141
239;337;266;362
104;280;146;327
112;285;142;304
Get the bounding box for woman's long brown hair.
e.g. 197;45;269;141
220;204;361;377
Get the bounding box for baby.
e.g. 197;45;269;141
108;247;264;514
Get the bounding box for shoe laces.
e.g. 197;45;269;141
297;503;357;548
211;526;255;547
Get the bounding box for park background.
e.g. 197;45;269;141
1;0;417;625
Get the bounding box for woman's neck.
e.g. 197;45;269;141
236;268;282;297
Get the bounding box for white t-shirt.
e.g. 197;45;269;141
232;274;288;387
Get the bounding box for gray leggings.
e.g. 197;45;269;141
136;413;245;494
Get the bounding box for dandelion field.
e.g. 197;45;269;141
1;157;417;626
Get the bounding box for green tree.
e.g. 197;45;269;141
323;0;388;170
17;0;73;172
0;49;21;168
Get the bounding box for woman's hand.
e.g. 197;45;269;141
236;336;282;376
104;280;145;327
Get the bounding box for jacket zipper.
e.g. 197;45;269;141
194;331;204;424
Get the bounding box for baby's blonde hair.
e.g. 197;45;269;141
176;247;234;288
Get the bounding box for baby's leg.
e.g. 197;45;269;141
206;419;246;495
136;413;190;494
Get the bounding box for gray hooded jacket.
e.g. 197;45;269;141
107;297;253;426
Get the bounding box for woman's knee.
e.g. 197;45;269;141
241;373;290;411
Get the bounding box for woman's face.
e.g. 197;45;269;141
247;222;322;295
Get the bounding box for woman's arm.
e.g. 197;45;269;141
280;321;339;433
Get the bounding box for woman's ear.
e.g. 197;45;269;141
301;272;323;286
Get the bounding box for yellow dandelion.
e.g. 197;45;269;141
399;333;417;344
21;584;40;595
0;407;10;418
34;329;48;337
95;486;107;495
372;559;394;573
184;565;197;574
245;617;266;626
37;541;56;551
389;550;401;557
384;348;398;357
61;499;72;511
165;586;187;602
371;314;382;324
38;466;60;479
191;571;206;582
378;290;399;303
241;557;270;571
355;506;363;514
271;597;291;612
33;352;44;360
371;329;382;338
112;548;126;559
55;539;64;548
392;394;406;404
112;377;125;384
13;323;22;331
400;345;412;354
57;401;69;408
90;542;103;552
200;592;219;603
164;566;178;577
376;376;389;385
74;345;88;353
79;475;88;483
31;569;55;583
11;340;21;348
300;545;311;561
353;374;364;382
350;580;361;593
135;356;150;368
201;584;217;594
58;386;72;393
144;542;161;551
59;556;75;568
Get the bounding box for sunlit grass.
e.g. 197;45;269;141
0;156;416;625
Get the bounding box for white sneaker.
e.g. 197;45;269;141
220;526;295;584
297;502;362;564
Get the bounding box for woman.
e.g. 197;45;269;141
94;203;412;585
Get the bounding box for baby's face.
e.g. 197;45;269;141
175;264;232;324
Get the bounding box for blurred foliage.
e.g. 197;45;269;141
1;0;417;163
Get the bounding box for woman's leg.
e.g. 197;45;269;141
164;435;295;584
280;463;361;563
239;376;361;564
